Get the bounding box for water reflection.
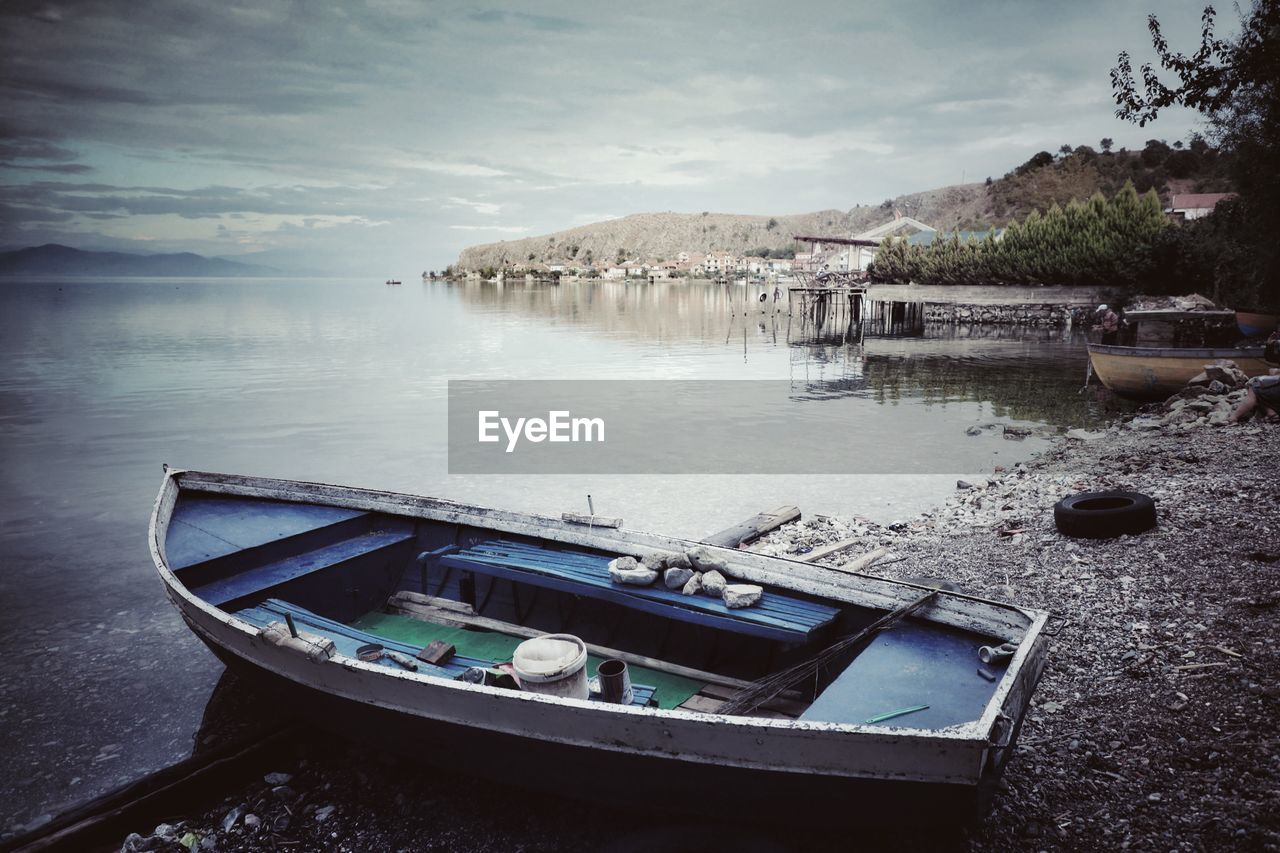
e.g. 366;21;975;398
445;279;1128;427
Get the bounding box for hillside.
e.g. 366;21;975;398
0;244;281;277
989;139;1233;221
455;185;993;271
454;140;1233;271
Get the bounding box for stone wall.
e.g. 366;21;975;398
866;283;1105;306
921;302;1089;326
866;283;1104;327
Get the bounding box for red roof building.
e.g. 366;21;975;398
1165;193;1235;221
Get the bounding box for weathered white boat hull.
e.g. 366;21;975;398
150;468;1048;822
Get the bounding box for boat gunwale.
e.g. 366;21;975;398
1087;342;1267;359
149;466;1048;748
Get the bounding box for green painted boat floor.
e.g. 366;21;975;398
351;611;702;710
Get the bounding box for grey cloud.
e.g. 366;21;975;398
668;160;719;173
0;180;413;223
465;9;584;32
3;162;94;174
0;0;1212;272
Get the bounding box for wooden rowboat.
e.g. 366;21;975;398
1087;343;1274;400
150;468;1048;826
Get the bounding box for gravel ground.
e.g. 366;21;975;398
114;414;1278;853
753;416;1280;852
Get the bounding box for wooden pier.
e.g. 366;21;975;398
787;282;927;347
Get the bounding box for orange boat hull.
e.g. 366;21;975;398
1088;344;1275;400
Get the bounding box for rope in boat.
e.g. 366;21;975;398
718;589;939;717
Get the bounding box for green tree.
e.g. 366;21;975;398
908;182;1166;287
1112;0;1280;309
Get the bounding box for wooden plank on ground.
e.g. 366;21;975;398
832;546;890;574
798;537;861;563
702;506;801;549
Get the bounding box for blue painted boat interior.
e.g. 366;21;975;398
166;487;1005;726
800;621;1007;728
233;599;656;708
166;495;367;569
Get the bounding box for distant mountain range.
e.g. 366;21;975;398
0;244;282;277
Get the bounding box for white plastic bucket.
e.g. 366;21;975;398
511;634;589;700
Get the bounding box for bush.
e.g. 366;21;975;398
873;181;1169;287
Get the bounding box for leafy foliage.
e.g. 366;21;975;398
1111;0;1280;310
869;182;1169;287
987;144;1230;222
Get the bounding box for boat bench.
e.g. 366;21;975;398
234;599;657;707
174;510;417;610
426;540;841;645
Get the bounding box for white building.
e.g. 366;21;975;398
1165;193;1234;221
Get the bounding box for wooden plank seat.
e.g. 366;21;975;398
234;599;657;707
427;540;842;645
183;526;416;608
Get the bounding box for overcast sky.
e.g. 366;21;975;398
0;0;1219;273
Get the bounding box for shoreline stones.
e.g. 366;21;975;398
608;548;764;609
639;553;666;572
663;566;695;589
607;556;658;586
665;552;692;571
701;570;726;596
685;545;729;574
722;584;762;609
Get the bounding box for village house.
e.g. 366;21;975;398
1164;193;1234;222
674;253;706;276
790;214;938;275
704;251;737;275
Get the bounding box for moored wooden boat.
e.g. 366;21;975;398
150;468;1048;826
1087;343;1273;400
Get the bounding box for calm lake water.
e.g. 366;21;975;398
0;277;1124;832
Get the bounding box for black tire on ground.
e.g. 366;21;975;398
1053;491;1157;539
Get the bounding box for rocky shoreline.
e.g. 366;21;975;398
752;413;1279;851
111;412;1278;852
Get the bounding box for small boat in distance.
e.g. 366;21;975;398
385;279;402;285
150;468;1048;828
1087;308;1276;399
1087;343;1273;400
